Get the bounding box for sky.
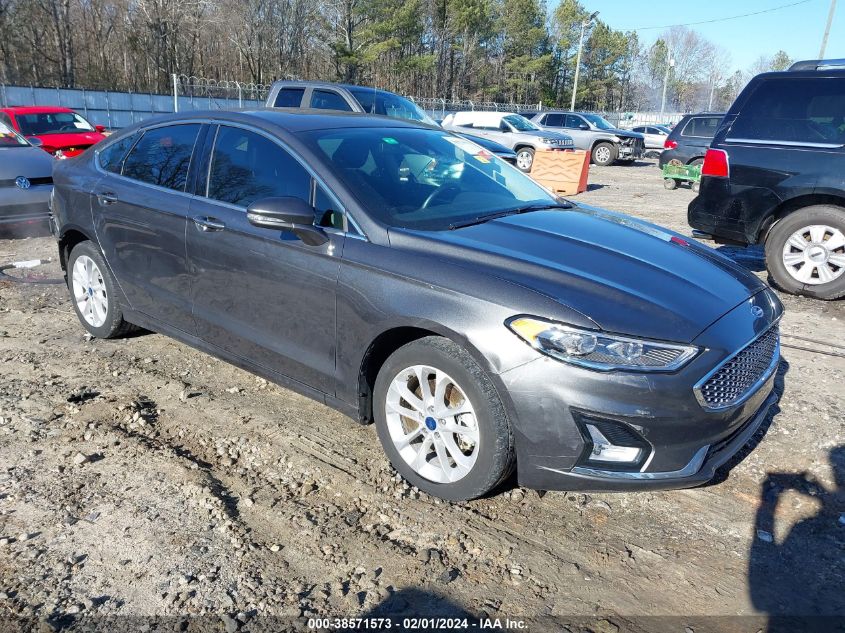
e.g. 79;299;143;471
574;0;843;72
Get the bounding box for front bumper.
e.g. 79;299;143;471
618;139;644;160
496;291;783;492
0;186;52;228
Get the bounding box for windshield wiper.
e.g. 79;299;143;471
448;202;572;230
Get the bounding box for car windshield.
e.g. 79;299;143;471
15;111;94;136
503;115;540;132
583;114;616;130
654;125;672;134
300;127;559;231
349;89;437;126
0;121;29;147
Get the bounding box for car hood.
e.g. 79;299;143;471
389;206;766;343
32;132;105;151
609;128;644;140
0;146;54;178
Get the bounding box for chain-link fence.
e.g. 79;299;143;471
172;75;270;111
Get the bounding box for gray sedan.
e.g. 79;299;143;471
50;110;782;501
0;124;53;231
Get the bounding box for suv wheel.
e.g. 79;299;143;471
373;336;514;501
591;142;617;166
67;241;136;338
515;148;534;172
765;205;845;300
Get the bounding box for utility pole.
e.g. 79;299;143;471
660;46;674;117
570;11;599;111
819;0;837;58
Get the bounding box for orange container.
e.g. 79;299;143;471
529;149;590;196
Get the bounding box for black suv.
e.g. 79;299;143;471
689;59;845;300
658;113;725;167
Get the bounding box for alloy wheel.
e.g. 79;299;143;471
594;145;611;164
781;224;845;285
384;365;479;484
71;255;109;327
516;150;533;171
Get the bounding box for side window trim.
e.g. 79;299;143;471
203;121;363;238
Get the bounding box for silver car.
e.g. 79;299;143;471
631;124;673;150
0;122;53;232
529;111;645;166
441;111;574;172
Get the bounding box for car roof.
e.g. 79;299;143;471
123;108;436;133
270;80;400;97
1;106;76;114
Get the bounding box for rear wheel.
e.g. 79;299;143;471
591;142;617;166
515;147;535;172
688;157;704;167
765;205;845;300
67;241;136;338
373;337;514;501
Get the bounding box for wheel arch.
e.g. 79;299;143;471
758;194;845;244
57;226;97;272
512;143;536;153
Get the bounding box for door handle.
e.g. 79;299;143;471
193;216;226;232
96;191;118;206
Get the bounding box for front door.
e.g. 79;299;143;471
187;124;344;394
92;123;203;333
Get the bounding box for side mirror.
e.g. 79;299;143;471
26;136;43;147
246;196;328;246
95;125;106;134
579;124;590;130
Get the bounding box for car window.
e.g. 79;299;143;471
122;124;200;191
15;111;94;136
348;89;435;124
310;89;353;112
0;120;28;147
682;116;721;138
207;126;311;208
728;77;845;145
544;113;564;127
98;133;139;174
274;88;305;108
564;114;582;129
314;183;344;230
301;127;557;231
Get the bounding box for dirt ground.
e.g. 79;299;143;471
1;159;844;632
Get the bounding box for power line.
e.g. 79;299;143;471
625;0;814;32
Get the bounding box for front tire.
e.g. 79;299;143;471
67;241;135;338
591;142;617;166
765;205;845;300
515;147;535;172
373;336;514;501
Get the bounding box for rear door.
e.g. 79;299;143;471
92;122;203;333
186;123;345;393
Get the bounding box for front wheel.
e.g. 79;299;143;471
591;142;617;166
515;147;535;172
765;205;845;300
67;241;136;338
373;337;514;501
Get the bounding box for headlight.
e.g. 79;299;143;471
507;317;699;372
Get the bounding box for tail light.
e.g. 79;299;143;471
702;148;730;178
664;138;677;149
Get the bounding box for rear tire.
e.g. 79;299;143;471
373;336;514;501
765;205;845;300
688;157;704;167
67;241;136;338
591;142;617;166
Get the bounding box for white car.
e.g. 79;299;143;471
630;125;673;150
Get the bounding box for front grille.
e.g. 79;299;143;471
696;325;779;410
0;176;53;188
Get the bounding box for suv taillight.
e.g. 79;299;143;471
664;139;677;149
702;148;729;178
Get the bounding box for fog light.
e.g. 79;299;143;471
585;424;643;464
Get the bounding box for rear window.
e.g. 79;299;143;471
122;124;200;192
729;77;845;145
274;88;305;108
682;117;721;138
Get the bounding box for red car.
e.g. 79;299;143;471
0;106;106;158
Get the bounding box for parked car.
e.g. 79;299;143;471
51;109;783;501
0;120;53;231
441;111;574;172
631;124;673;150
0;106;106;158
689;59;845;300
658;113;724;168
454;132;518;165
266;80;437;126
528;111;645;166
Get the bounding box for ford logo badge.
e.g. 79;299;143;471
751;305;765;319
15;177;31;190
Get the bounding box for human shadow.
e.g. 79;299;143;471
361;587;479;629
748;445;845;632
